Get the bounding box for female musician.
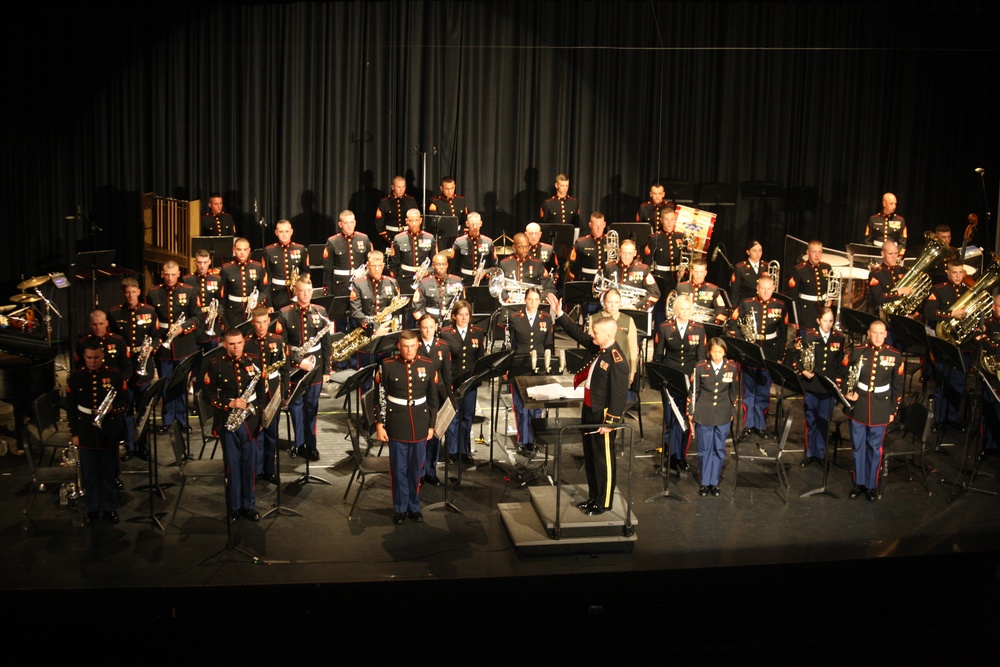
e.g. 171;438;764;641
589;288;638;389
690;337;739;497
792;307;846;466
439;300;487;465
728;240;769;306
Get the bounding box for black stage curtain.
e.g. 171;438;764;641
3;1;998;299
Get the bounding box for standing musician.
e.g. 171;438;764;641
602;239;660;310
262;219;308;312
924;259;971;431
447;211;497;286
219;237;269;330
439;300;486;466
74;309;132;379
323;209;372;299
644;207;685;329
412;253;465;324
539;173;580;228
374;328;440;525
245;306;289;484
787;239;832;334
202;328;266;522
507;287;555;457
390;208;437;291
499;233;552;302
416;314;452;487
690;337;740;497
183;249;222;350
677;258;728;325
636;182;671;229
280;276;332;462
427;176;468;225
792;307;846;466
565;212;611;283
867;240;913;317
864;192;907;254
728;240;770;306
349;250;401;336
109;277;157;460
653;293;706;473
147;261;201;435
728;274;788;438
978;295;1000;460
67;340;128;524
843;320;904;502
548;294;629;515
201;192;237;237
525;222;560;279
375;175;417;249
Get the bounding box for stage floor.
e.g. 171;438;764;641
2;348;998;661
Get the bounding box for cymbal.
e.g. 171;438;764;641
16;275;50;289
10;294;41;304
0;304;16;313
495;246;514;256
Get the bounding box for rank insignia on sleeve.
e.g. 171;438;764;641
611;349;624;363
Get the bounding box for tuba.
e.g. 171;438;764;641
936;252;1000;345
604;229;620;264
881;231;956;320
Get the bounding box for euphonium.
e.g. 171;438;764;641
881;231;956;319
936;252;1000;345
225;361;284;432
135;335;153;376
93;389;117;429
331;294;411;361
487;269;537;303
592;274;648;310
767;260;781;288
604;229;620;264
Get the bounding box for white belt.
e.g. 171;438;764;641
77;405;93;415
652;262;679;272
857;382;890;393
800;294;820;302
272;278;287;286
581;267;598;275
388;396;427;406
228;294;249;302
873;240;884;247
268;370;280;380
333;269;352;276
461;268;476;275
763;331;778;340
426;307;441;314
385;224;401;232
401;263;418;272
158;322;170;329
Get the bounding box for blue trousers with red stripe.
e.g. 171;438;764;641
803;391;834;459
849;419;886;489
742;366;771;431
389;438;426;513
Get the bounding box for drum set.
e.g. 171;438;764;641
0;275;60;344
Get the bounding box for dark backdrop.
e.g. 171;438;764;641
3;1;998;300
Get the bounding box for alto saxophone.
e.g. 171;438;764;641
290;314;335;362
135;335;153;376
93;389;117;429
160;314;186;348
225;360;284;432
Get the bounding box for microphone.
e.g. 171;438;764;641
530;349;538;373
544;349;551;374
558;349;567;374
711;246;722;262
975;167;985;174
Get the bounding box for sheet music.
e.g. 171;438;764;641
526;382;585;401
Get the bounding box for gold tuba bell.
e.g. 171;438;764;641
936;252;1000;345
881;231;956;320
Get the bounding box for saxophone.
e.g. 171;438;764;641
135;335;153;376
331;294;411;362
160;314;186;348
225;361;284;432
204;298;219;336
93;389;117;429
290;313;335;360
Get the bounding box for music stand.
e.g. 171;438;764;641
192;236;234;267
927;336;969;453
199;417;259;566
286;366;329;487
697;183;737;208
425;214;460;249
610;222;652;255
841;308;879;336
563;281;597;322
260;384;303;520
662;181;696;204
73;249;115;307
465;286;497;316
469;349;513;471
721;335;766;439
765;360;803;437
800;373;852;500
949;368;998;501
164;351;201;460
643;362;689;503
887;314;929;354
129;378;168;530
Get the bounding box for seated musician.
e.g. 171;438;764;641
676;258;728;325
603;239;659;311
498;233;552;304
506;287;554;457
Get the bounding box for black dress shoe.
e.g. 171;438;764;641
422;474;442;487
407;510;424;522
135;449;151;461
260;472;280;484
849;485;865;499
120;451;133;462
740;428;755;439
799;456;814;467
947;421;966;433
104;511;120;524
306;449;320;462
699;486;709;497
577;499;595;510
156;425;171;435
517;443;537;456
115;477;124;491
865;488;878;502
710;486;721;497
288;446;300;458
669;457;691;472
86;511;100;525
241;508;261;521
931;422;942;433
461;454;476;465
393;513;406;524
181;424;193;434
585;506;608;516
979;449;997;462
447;453;459;464
230;511;240;523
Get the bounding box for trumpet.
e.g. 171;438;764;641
845;355;864;395
160;314;186;349
135;335;153;376
410;257;431;290
245;287;259;319
352;263;368;281
471;256;488;286
204;298;219;337
93;389;117;429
